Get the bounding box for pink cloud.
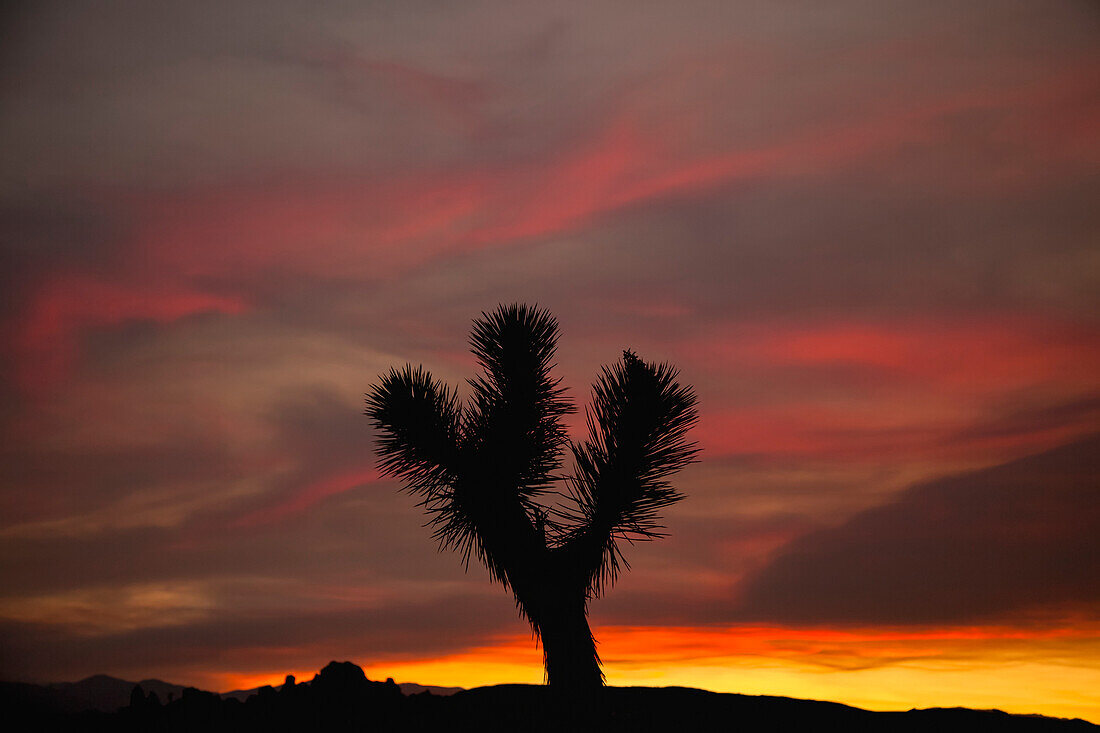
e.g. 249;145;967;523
698;404;1087;462
232;466;380;528
681;315;1100;461
688;316;1100;391
11;59;1094;393
12;274;247;391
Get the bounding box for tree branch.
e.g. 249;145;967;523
560;351;699;598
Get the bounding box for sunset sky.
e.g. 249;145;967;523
2;0;1099;722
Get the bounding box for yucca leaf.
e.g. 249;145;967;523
561;350;699;597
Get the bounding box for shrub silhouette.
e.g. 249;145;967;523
365;304;698;689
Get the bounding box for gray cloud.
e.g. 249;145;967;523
0;591;520;684
734;435;1100;625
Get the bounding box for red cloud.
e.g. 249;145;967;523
232;466;380;528
683;316;1100;461
11;59;1095;394
735;318;1100;389
12;274;247;391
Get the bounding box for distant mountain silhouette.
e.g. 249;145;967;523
2;661;1095;732
0;674;189;714
395;682;464;697
56;675;188;711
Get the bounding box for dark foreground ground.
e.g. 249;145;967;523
3;661;1096;732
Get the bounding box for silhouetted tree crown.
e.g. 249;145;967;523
365;304;698;688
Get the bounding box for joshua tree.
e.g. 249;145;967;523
365;304;698;690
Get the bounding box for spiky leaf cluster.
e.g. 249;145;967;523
362;366;469;549
560;350;699;597
464;304;574;508
365;305;698;601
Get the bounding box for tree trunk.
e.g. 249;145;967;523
533;587;604;690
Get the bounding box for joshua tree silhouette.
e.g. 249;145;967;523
365;304;698;689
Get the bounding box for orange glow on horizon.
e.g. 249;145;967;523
208;622;1100;723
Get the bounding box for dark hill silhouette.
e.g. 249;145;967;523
2;661;1095;732
222;679;462;702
